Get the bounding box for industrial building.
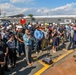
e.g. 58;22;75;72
0;15;76;24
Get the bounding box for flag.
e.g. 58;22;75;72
20;18;26;25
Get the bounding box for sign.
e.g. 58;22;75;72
20;18;26;25
64;19;71;23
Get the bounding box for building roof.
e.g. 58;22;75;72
24;15;76;18
8;14;25;18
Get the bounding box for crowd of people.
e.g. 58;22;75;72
0;21;76;75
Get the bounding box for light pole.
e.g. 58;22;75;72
47;13;48;23
4;12;6;18
0;9;1;15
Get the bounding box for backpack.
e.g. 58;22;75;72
42;56;53;65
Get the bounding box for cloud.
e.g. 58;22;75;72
0;3;29;16
0;2;76;16
10;0;34;3
36;2;76;15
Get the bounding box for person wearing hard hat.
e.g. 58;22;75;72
15;26;25;57
58;25;65;45
41;26;49;50
1;27;5;39
34;25;43;54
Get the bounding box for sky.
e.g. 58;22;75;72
0;0;76;16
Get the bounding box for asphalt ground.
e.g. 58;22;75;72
5;42;75;75
42;50;76;75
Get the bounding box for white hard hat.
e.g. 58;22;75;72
17;26;23;29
